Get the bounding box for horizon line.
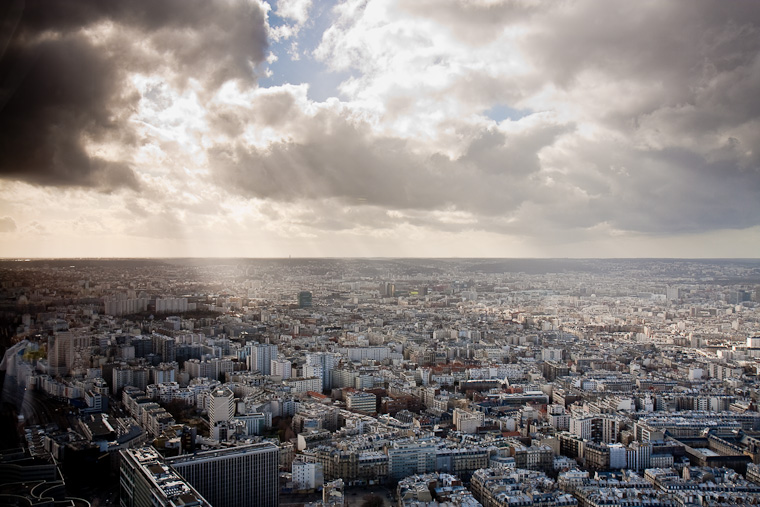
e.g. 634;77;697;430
2;256;760;261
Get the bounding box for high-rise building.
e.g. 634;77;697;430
104;295;149;316
249;343;278;375
166;443;279;507
298;291;312;308
729;290;752;305
332;368;358;389
47;332;68;376
208;388;235;424
120;447;210;507
380;282;395;297
47;331;90;376
152;334;176;363
306;352;340;390
151;363;177;384
155;297;189;314
112;366;150;395
132;337;153;358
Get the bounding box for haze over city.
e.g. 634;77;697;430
1;0;760;258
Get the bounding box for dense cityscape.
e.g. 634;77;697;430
1;258;760;506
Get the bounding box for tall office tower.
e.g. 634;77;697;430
249;343;278;375
306;352;340;390
271;358;292;379
120;447;210;507
730;289;752;304
380;282;395;297
298;291;312;308
166;443;279;507
208;387;235;424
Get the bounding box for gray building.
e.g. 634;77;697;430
120;447;209;507
249;343;278;375
387;440;436;480
166;442;279;507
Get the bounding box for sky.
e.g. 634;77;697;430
0;0;759;258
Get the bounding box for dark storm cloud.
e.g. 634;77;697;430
0;32;140;188
603;148;760;234
0;0;268;189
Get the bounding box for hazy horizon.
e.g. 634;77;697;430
3;256;760;260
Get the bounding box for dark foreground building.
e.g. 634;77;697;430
166;442;279;507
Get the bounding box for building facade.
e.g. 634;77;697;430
166;443;279;507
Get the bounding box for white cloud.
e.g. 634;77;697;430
276;0;313;26
270;0;314;42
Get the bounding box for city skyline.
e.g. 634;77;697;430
1;0;760;258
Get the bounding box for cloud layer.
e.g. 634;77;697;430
0;0;759;257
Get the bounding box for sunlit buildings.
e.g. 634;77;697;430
208;387;235;424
